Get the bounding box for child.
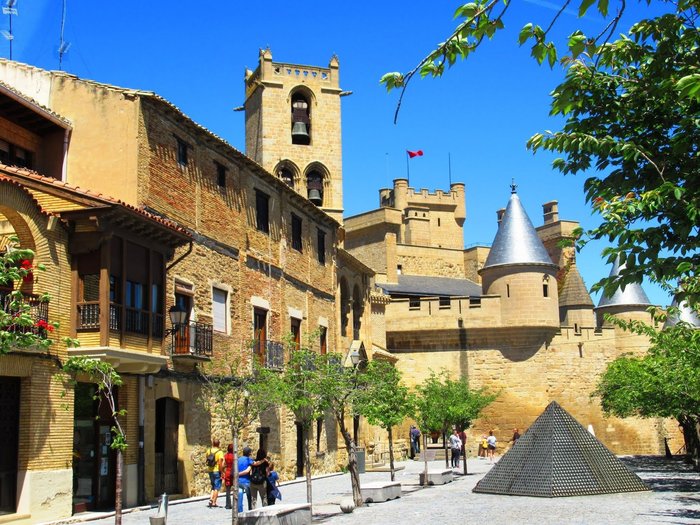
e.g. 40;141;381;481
266;461;281;505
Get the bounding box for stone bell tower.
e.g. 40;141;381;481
244;48;345;222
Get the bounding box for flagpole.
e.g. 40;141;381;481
406;151;410;184
448;152;452;186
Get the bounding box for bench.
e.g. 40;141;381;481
419;469;453;485
362;481;402;503
238;503;312;525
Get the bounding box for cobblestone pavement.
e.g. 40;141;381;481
53;456;700;525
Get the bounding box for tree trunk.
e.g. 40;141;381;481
387;426;396;482
422;433;428;487
462;439;468;474
443;430;449;469
115;449;123;525
231;430;239;525
679;415;700;470
339;421;363;506
303;422;313;506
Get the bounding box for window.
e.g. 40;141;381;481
291;318;301;350
319;326;327;355
255;190;270;233
212;287;228;332
291;214;303;252
409;297;420;310
437;217;441;227
176;137;188;166
397;264;402;275
0;139;33;169
469;297;482;308
317;228;326;264
254;308;267;364
506;284;511;298
543;275;550;297
279;166;295;188
439;296;451;309
216;162;227;188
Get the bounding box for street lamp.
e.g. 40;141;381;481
349;349;361;367
165;304;188;335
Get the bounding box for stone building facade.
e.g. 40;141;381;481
0;54;383;523
345;179;668;456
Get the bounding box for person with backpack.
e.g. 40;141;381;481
237;446;254;510
205;438;225;508
249;448;270;508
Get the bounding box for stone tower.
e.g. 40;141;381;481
244;48;345;222
479;187;560;328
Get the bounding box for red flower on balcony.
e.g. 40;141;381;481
35;319;54;332
19;259;34;284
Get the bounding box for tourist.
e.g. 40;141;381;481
249;448;270;508
449;428;462;468
410;425;421;458
487;430;497;462
237;446;254;510
511;428;521;445
266;461;281;505
478;434;488;459
205;438;225;508
223;444;235;510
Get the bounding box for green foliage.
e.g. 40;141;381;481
0;241;55;354
414;371;495;434
528;3;700;305
355;360;414;430
63;356;127;452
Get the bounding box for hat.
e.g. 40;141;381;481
242;446;252;456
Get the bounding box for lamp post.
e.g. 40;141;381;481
349;349;361;368
165;304;188;335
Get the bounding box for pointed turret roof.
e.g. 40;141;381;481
596;257;651;309
482;188;557;271
664;298;700;328
473;401;649;497
559;263;594;308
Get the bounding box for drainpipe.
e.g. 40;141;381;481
138;375;145;504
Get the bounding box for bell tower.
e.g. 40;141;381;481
244;48;345;222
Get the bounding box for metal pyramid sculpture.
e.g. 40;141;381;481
473;401;649;497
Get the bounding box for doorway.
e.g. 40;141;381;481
0;377;20;514
155;398;179;495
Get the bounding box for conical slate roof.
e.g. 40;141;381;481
664;298;700;328
482;190;556;270
559;263;594;308
596;257;651;309
473;401;649;497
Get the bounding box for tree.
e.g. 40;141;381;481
354;360;414;481
594;314;700;466
198;356;277;525
270;347;328;506
319;353;366;507
0;241;54;353
381;1;700;305
414;372;495;481
63;357;126;525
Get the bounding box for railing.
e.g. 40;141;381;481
77;302;163;338
253;339;285;370
0;290;50;336
171;321;213;357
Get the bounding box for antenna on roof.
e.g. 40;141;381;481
58;0;70;70
2;0;17;60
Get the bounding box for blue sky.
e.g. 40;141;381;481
2;0;670;306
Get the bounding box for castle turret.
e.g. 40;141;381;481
595;256;652;328
558;262;595;329
663;298;700;328
479;187;559;327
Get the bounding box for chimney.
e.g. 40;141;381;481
496;208;506;225
542;200;559;224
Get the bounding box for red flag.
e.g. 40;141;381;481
407;150;423;158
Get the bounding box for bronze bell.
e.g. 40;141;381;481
292;121;309;139
308;188;322;205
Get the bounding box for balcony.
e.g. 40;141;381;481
77;302;164;338
170;321;213;358
0;289;50;337
253;339;285;370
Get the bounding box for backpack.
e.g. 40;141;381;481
250;463;266;484
205;448;218;468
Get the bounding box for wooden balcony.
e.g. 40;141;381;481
76;302;164;338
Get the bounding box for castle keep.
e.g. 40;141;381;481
0;49;669;523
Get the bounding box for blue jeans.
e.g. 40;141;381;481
239;481;252;510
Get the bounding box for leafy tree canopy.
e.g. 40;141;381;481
355;359;414;430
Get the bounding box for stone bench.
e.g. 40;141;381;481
419;469;453;485
362;481;402;503
239;503;312;525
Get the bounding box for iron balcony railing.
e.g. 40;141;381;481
170;321;213;357
253;339;285;370
0;289;49;336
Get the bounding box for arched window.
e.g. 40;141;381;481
291;94;310;145
278;167;295;188
306;170;323;206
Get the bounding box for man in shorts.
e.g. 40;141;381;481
205;438;225;507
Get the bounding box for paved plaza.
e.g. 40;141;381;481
55;456;700;525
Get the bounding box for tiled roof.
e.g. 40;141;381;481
0;164;190;237
0;80;72;127
378;274;482;297
482;190;556;270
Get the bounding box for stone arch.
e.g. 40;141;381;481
289;86;315;146
339;276;349;337
304;162;330;207
352;284;364;339
273;159;301;190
